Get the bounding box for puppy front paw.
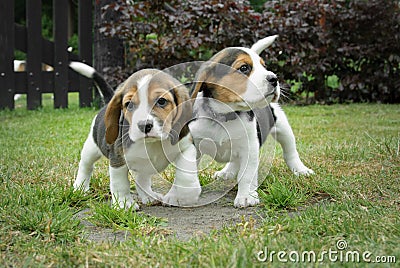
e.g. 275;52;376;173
162;185;201;207
234;192;260;208
112;194;140;211
293;166;314;176
213;169;237;180
286;158;315;176
138;191;163;205
73;180;90;193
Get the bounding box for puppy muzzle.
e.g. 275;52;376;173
137;120;154;134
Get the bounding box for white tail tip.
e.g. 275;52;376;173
69;61;95;78
251;35;278;55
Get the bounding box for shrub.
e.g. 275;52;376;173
261;0;400;103
326;0;400;103
100;0;400;103
100;0;261;69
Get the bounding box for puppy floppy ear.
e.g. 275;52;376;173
190;63;213;100
251;35;278;55
104;92;123;144
169;85;192;145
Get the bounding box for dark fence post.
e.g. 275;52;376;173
0;1;15;110
26;0;43;110
53;0;69;108
1;0;95;110
78;0;93;107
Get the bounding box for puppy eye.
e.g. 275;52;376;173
124;101;135;111
238;64;252;75
155;97;168;108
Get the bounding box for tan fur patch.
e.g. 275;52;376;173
105;91;123;144
260;58;266;67
231;54;253;72
16;62;26;72
216;53;253;102
191;48;254;103
121;86;138;126
148;81;177;133
169;84;192;142
208;73;248;103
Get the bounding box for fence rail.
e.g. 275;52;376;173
0;0;93;110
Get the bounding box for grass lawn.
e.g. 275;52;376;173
1;94;399;267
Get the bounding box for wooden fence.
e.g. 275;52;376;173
0;0;93;110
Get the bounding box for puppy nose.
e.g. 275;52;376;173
137;120;153;134
266;74;278;87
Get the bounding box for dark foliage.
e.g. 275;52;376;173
101;0;400;103
262;0;400;103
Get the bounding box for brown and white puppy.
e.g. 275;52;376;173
13;60;53;101
189;35;314;208
69;62;200;209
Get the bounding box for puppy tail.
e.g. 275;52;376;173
250;35;278;55
69;61;114;103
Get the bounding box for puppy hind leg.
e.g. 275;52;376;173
270;104;314;175
74;135;102;192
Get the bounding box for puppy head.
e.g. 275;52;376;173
191;35;280;110
105;69;191;145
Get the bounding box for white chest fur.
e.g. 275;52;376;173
189;108;258;163
123;138;181;175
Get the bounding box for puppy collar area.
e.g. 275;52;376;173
198;110;255;122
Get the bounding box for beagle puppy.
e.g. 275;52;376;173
13;60;54;101
69;62;201;210
189;35;314;208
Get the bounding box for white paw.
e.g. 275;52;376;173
73;180;90;192
213;169;237;180
293;166;315;176
286;159;315;176
138;191;163;205
234;192;260;208
112;195;140;211
163;186;201;207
